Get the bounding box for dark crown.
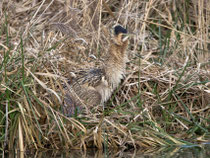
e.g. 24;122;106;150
114;25;127;35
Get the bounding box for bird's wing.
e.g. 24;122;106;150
70;68;105;87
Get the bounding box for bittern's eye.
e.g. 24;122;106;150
114;25;127;35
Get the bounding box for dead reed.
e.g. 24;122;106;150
0;0;209;151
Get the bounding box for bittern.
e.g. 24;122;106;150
63;25;129;116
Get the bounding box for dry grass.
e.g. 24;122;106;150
0;0;209;151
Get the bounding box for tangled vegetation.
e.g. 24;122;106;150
0;0;209;151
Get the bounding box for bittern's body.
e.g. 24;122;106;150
63;25;129;116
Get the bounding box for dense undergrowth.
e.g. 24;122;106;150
0;0;209;151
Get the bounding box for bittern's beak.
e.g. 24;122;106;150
122;32;137;42
122;33;129;42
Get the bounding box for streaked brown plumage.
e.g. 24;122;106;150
63;25;129;116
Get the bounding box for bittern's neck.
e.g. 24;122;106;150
104;41;128;88
106;40;128;63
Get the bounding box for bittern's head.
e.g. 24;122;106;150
112;25;129;46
